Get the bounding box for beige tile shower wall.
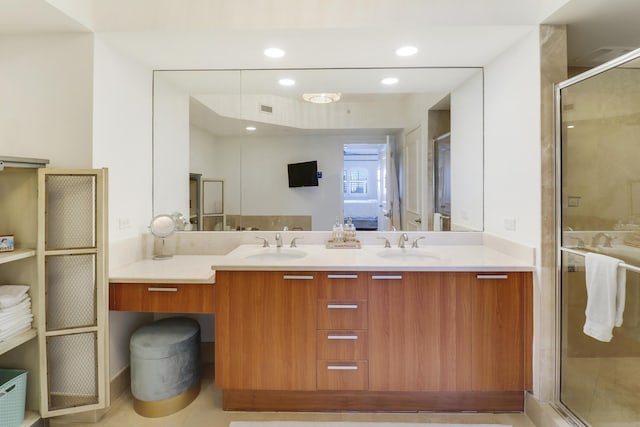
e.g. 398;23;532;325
564;263;640;358
226;215;312;231
563;67;640;230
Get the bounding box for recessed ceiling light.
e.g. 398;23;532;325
395;45;418;57
567;125;575;129
381;77;399;85
264;47;285;58
302;93;341;104
278;78;295;86
245;126;257;131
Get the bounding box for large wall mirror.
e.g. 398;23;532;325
153;67;484;232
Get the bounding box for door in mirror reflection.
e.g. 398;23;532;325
434;133;451;231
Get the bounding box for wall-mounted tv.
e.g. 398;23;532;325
288;160;319;188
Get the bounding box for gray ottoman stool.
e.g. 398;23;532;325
130;317;201;417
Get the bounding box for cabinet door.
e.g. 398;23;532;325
215;271;317;390
368;272;472;391
471;272;531;391
37;169;109;417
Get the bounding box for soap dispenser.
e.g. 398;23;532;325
332;217;344;242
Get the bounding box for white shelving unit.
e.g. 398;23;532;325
0;157;48;426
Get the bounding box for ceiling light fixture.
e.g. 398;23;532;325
395;45;418;57
245;126;257;131
381;77;399;85
278;78;295;86
264;47;285;58
302;93;341;104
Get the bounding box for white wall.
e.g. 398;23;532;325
153;76;190;216
229;135;344;231
92;37;157;379
484;30;541;249
0;34;93;167
483;29;543;396
450;71;484;231
93;36;153;239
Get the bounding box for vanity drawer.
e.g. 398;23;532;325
317;330;368;360
317;300;367;329
317;360;368;390
317;273;366;300
109;282;214;313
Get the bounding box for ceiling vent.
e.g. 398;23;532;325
259;104;273;114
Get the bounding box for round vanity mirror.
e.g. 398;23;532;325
149;214;176;259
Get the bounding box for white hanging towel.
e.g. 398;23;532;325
583;253;626;342
0;285;29;308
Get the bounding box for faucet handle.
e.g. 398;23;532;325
290;237;303;248
565;236;585;248
603;234;616;248
256;236;269;247
376;236;391;248
411;236;426;248
398;233;408;248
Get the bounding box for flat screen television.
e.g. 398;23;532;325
287;160;319;187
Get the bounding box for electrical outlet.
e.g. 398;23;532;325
504;217;516;231
118;218;131;230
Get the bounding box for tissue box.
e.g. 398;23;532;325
0;235;14;252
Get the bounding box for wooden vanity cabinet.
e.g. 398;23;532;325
368;271;532;393
109;282;214;313
216;269;532;412
214;271;317;391
368;272;472;391
471;272;533;391
316;272;368;390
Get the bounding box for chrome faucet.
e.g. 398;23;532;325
275;232;283;248
289;237;302;248
398;233;408;248
412;236;426;248
256;236;269;247
591;232;615;248
565;236;585;248
377;236;391;248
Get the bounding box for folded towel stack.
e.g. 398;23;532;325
0;285;33;342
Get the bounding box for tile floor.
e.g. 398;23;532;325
562;356;640;426
50;365;536;427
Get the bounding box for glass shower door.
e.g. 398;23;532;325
557;50;640;426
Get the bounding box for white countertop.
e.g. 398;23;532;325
214;243;535;272
109;243;534;284
109;255;217;284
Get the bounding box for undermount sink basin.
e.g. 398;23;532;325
244;248;307;261
376;248;440;261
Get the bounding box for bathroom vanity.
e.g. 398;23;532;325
211;242;534;412
109;236;534;413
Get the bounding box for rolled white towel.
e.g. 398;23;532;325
0;285;30;308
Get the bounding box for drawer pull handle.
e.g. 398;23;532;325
328;365;358;371
283;275;314;280
147;287;178;292
327;274;358;279
371;275;403;280
328;335;358;340
327;304;358;309
476;274;509;280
